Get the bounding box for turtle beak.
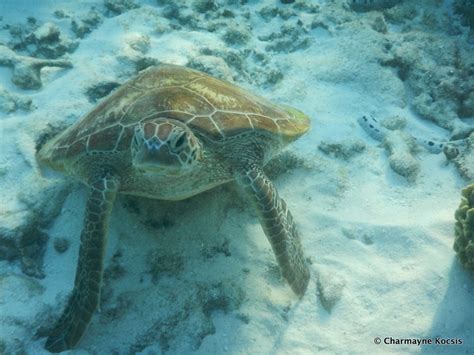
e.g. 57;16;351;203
145;140;177;165
133;138;182;174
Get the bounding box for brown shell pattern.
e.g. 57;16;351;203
54;64;310;157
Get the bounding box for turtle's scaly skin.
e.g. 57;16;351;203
38;64;311;351
237;165;309;294
45;176;118;351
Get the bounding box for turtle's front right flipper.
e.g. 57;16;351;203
44;176;118;352
236;165;310;296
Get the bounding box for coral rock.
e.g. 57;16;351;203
316;268;346;313
350;0;403;12
0;45;72;89
104;0;139;15
383;131;420;181
0;85;33;113
454;183;474;271
450;133;474;181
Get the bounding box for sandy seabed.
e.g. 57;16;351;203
0;0;473;354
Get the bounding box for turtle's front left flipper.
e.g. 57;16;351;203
236;165;310;296
45;175;118;352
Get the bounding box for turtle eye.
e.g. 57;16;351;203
174;133;186;149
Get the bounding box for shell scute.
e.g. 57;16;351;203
246;114;280;133
115;127;134;151
121;87;214;126
40;64;310;170
159;110;194;122
211;111;254;136
185;78;258;113
62;83;142;147
274;106;311;139
188;116;222;139
87;125;123;152
134;65;203;90
66;138;88;159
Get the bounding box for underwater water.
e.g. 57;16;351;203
0;0;473;353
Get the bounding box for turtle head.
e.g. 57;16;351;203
131;118;202;175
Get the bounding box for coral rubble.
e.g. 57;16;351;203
0;45;72;89
454;183;474;271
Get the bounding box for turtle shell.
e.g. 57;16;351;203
39;64;310;167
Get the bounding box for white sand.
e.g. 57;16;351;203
0;0;473;354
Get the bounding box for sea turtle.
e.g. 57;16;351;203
37;64;311;352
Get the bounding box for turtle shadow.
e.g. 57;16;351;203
82;183;255;353
420;259;474;353
101;162;308;352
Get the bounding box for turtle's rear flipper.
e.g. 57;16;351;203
236;165;310;296
45;176;118;352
